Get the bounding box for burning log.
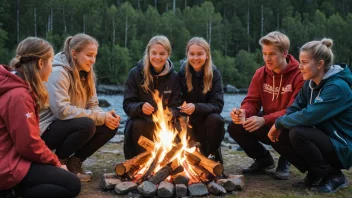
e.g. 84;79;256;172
192;150;223;176
189;164;209;182
184;152;200;165
115;151;152;176
139;147;163;181
159;143;183;167
148;166;172;184
138;136;155;152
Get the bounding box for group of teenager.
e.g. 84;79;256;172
0;30;351;198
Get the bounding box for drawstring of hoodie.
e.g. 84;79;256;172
309;80;322;104
272;74;283;101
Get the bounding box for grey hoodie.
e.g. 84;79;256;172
39;52;105;135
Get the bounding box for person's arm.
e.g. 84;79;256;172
240;70;262;117
47;68;105;125
193;69;224;115
5;94;60;167
276;83;348;130
86;92;104;112
123;68;145;118
263;73;304;125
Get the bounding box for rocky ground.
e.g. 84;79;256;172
76;135;352;198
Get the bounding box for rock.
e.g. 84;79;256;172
109;135;124;143
207;182;226;195
157;181;174;198
100;173;122;190
225;84;239;93
115;181;138;195
137;181;157;197
175;184;187;197
188;183;208;196
98;99;111;107
99;149;121;155
97;84;124;94
217;177;245;191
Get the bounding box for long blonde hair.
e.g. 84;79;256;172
63;33;98;102
141;35;171;92
185;37;213;94
10;37;54;109
300;38;334;71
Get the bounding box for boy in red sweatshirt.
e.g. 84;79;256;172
228;31;304;180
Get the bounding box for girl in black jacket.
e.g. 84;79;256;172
178;37;225;163
123;35;182;159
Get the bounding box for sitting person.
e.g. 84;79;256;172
228;31;304;179
268;38;351;193
40;33;120;182
123;35;182;159
0;37;80;198
178;37;225;163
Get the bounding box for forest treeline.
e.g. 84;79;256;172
0;0;351;87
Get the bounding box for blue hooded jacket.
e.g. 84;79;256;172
275;64;352;169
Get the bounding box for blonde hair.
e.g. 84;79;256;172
185;37;213;94
259;31;290;52
10;37;54;109
63;33;98;102
141;35;171;92
300;38;334;70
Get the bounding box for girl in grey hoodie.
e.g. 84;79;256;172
40;33;120;182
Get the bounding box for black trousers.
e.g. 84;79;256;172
228;122;272;159
188;113;225;158
42;117;116;161
15;163;81;198
272;126;343;177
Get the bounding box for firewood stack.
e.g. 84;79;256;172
101;135;245;197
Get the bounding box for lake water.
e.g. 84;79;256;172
98;93;246;125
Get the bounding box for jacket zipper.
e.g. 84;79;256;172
334;130;347;146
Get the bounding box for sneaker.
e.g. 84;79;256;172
67;156;92;182
242;153;275;174
310;170;348;193
273;156;290;180
293;171;316;188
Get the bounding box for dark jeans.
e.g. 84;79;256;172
188;113;225;158
272;126;344;177
42;117;116;161
15;163;81;198
228;122;272;159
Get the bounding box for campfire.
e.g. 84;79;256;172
101;91;244;196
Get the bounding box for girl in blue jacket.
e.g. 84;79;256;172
268;38;352;193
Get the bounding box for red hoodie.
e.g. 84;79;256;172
241;54;304;126
0;65;60;190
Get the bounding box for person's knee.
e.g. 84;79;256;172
289;127;305;146
205;114;224;128
132;119;154;140
227;122;246;138
77;117;96;137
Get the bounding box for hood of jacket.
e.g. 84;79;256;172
53;52;72;71
0;65;29;96
136;58;175;77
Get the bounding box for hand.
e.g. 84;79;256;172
268;124;281;142
61;165;68;171
230;108;245;124
105;110;120;130
243;116;265;132
179;102;195;115
142;102;154;115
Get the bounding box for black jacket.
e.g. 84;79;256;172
123;59;182;159
123;59;182;118
178;64;224;117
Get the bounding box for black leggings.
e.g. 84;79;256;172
272;126;343;177
188;113;225;157
16;163;81;198
42;117;116;161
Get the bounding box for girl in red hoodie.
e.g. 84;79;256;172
0;37;80;197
